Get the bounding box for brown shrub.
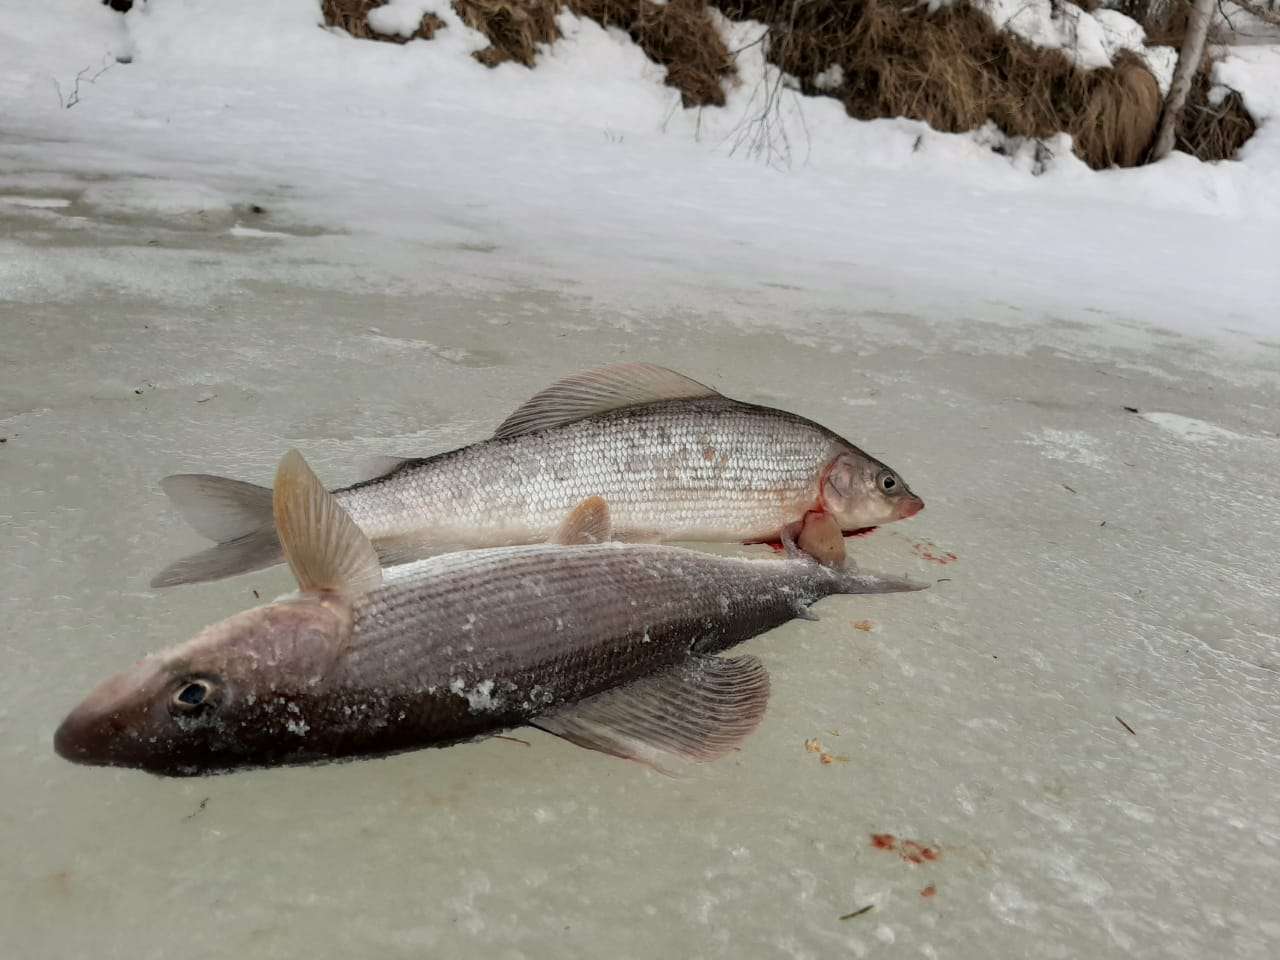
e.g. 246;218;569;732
321;0;446;42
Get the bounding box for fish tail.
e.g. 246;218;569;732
150;474;283;587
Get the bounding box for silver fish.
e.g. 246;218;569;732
151;363;923;587
56;451;925;777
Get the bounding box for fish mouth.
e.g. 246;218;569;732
53;711;100;765
53;708;110;766
53;665;166;769
53;701;140;768
896;494;925;520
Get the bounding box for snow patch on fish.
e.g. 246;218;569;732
285;718;310;736
452;677;502;712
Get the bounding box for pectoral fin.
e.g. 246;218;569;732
532;655;771;771
781;510;847;568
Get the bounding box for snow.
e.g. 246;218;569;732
1140;411;1263;443
919;0;1181;89
962;0;1179;90
452;677;501;711
0;195;73;209
367;0;439;38
2;2;1279;959
0;0;1275;359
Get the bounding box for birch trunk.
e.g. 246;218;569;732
1150;0;1217;162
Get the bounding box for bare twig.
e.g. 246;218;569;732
54;57;117;110
839;904;875;921
721;20;812;170
183;797;210;820
1226;0;1280;25
1115;715;1137;736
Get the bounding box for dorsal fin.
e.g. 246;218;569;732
493;363;720;439
550;496;613;545
273;450;383;596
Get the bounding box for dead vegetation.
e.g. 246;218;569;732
448;0;735;104
307;0;1260;166
719;0;1175;168
453;0;561;67
1177;65;1258;160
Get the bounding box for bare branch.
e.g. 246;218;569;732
56;57;117;110
1225;0;1280;25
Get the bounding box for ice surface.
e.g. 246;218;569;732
2;2;1279;959
3;183;1278;959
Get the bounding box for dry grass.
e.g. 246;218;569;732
449;0;733;105
1178;66;1258;161
315;0;1257;165
720;0;1165;168
453;0;562;67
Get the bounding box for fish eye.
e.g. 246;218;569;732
169;678;220;718
877;470;900;494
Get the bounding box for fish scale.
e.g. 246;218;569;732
325;542;854;736
337;398;841;545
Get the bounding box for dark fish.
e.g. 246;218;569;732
56;451;925;777
151;363;924;587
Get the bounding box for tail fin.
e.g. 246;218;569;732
150;474;283;587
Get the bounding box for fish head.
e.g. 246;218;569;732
821;449;924;530
54;598;349;776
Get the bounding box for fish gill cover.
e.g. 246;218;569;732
287;0;1260;167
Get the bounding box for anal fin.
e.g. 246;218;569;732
531;655;771;771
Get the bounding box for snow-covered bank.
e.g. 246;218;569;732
1;0;1277;360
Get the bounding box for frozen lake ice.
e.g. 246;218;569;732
2;151;1278;958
